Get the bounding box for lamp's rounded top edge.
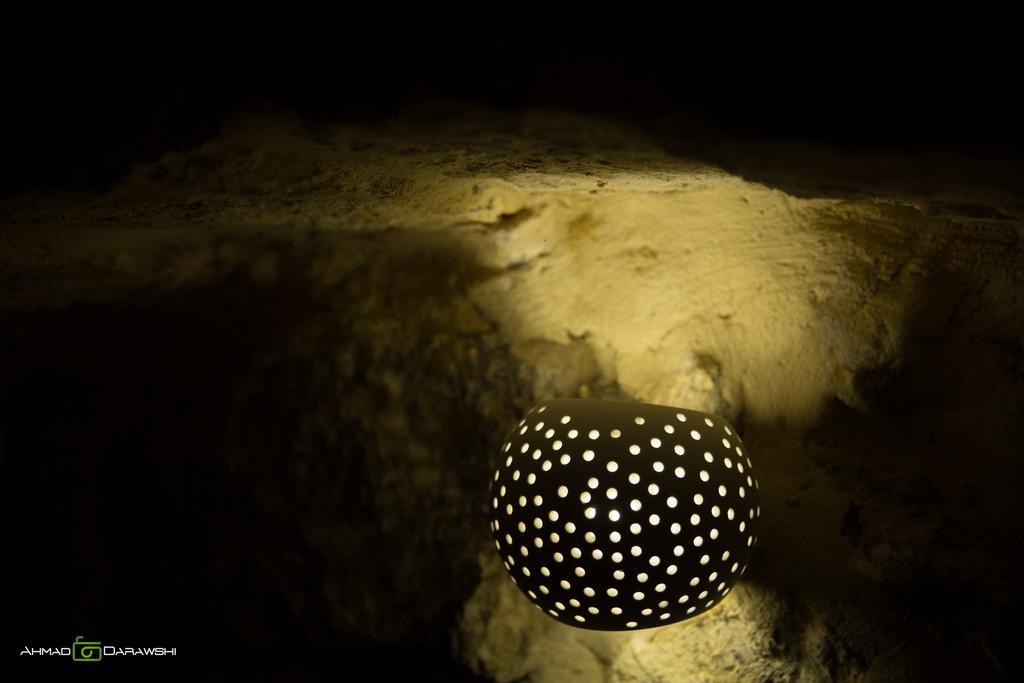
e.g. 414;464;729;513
533;398;726;419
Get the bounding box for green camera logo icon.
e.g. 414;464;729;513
72;636;102;662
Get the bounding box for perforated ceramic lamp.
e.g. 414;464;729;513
488;399;759;630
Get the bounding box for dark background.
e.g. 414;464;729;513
2;3;1022;196
3;3;1024;680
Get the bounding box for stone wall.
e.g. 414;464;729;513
3;110;1022;680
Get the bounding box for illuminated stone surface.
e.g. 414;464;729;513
2;109;1023;681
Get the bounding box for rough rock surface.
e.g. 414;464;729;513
2;108;1023;680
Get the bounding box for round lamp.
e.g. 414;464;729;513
488;399;759;630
